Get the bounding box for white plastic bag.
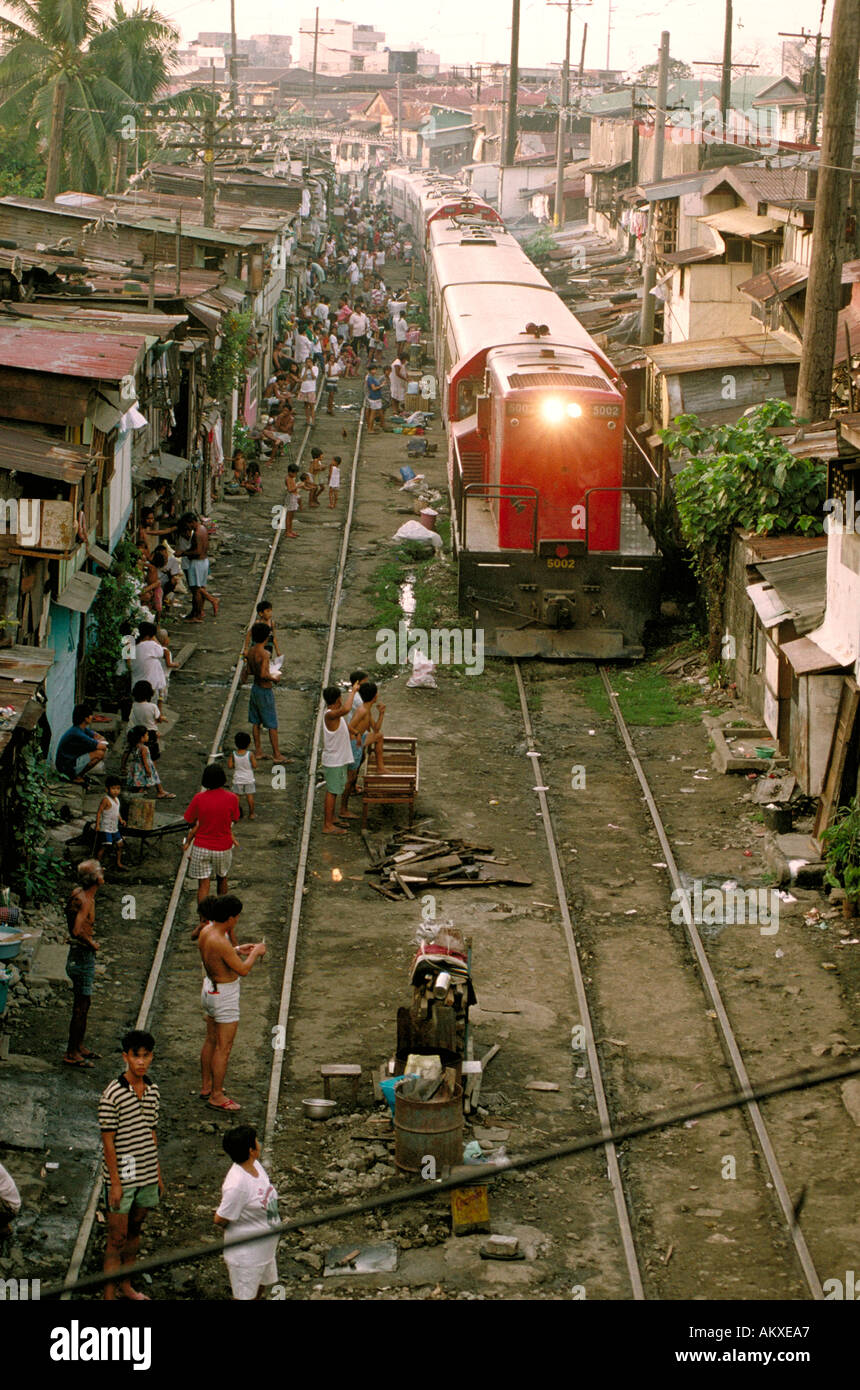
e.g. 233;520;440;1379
393;519;442;550
406;648;437;688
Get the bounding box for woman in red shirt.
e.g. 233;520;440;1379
183;765;241;905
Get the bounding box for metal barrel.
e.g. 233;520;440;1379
394;1082;463;1174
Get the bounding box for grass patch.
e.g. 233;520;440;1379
570;663;700;727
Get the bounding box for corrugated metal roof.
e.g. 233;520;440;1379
0;323;146;380
2;303;186;337
742;534;827;562
700;208;780;237
644;333;801;374
0;645;53;758
752;549;827;635
738;261;808;304
0;424;88;482
781;634;845;675
662;244;722;266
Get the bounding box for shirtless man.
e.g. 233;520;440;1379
197;896;266;1112
63;860;104;1067
181;513;218;623
243;622;283;763
340;681;385;819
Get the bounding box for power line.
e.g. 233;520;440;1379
39;1054;860;1299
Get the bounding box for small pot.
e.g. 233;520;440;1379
842;897;858;920
302;1097;336;1121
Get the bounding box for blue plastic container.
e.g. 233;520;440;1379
399;465;416;482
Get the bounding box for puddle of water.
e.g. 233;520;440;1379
398;574;416;628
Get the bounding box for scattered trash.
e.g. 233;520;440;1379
392;518;442;550
324;1243;399;1276
777;891;797;903
526;1081;560;1092
480;1235;524;1262
365;829;532;898
406;650;437;688
775;949;784;958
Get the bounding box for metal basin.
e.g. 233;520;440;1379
302;1097;336;1121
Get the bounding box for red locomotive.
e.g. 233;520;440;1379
387;174;661;659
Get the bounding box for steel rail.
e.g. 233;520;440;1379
597;664;824;1299
262;401;367;1154
62;390;334;1295
513;661;646;1300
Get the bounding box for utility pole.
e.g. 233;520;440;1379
162;66;268;228
298;11;334;118
229;0;239;113
504;0;521;167
44;79;68;200
639;31;670;346
779;20;831;145
397;71;402;160
720;0;732;131
605;0;612;70
550;1;574;229
796;0;860;421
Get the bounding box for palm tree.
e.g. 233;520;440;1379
88;2;181;192
0;0;181;198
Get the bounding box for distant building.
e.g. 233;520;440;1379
176;31;292;75
299;18;388;75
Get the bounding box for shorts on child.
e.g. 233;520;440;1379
248;685;278;730
201;976;240;1024
285;493;299;513
323;764;350;795
351;735;366;771
96;830;124;849
232;778;256;796
188;845;233;881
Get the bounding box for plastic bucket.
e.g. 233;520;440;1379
394;1082;463;1174
399;465;416;482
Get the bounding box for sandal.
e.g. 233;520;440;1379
208;1097;241;1112
199;1091;212;1101
62;1056;94;1068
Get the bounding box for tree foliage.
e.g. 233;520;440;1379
0;0;184;194
208;310;256;401
635;57;694;85
661;400;827;659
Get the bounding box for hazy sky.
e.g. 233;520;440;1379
152;0;828;74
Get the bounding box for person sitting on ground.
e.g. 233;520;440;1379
243;458;263;495
182;765;241;905
138;552;163;615
214;1123;280;1300
56;703;109;783
94;776;126;870
321;679;361;834
197;896;266;1112
151;544;180;609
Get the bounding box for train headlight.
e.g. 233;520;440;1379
541;397;565;424
566;402;582;419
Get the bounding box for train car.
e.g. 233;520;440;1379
424;216;661;660
384;168;501;247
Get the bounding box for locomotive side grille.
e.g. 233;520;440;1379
507;372;609;391
459;452;484;486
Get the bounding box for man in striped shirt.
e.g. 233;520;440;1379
99;1029;162;1300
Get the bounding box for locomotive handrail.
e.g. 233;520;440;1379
462;482;539;556
582;485;659;552
623;427;660;483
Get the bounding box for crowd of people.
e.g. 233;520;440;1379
22;187;412;1301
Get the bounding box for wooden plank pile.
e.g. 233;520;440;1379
363;827;532;900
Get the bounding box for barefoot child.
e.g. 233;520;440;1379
299;472;324;508
229;732;257;819
242;599;281;665
328;455;341;508
340;682;385;818
122;726;174;799
321;681;361;834
95;776;126;868
283;465;300;538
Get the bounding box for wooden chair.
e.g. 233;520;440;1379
361;735;419;828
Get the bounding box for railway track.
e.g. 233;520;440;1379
62;370;371;1297
510;659;850;1299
